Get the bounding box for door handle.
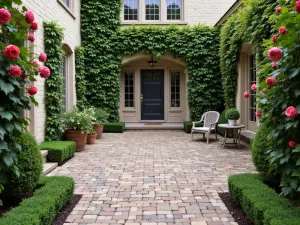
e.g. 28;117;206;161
141;94;143;106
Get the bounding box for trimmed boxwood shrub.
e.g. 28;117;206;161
4;132;43;195
39;141;76;165
103;122;125;133
0;176;74;225
184;121;203;133
229;174;300;225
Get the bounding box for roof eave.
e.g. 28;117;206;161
214;0;243;27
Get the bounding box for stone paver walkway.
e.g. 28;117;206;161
49;131;255;225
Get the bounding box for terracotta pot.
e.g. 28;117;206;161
93;124;104;139
65;130;87;152
87;135;97;144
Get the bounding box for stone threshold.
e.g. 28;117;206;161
125;122;184;130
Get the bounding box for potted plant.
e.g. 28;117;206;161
64;107;95;151
87;129;97;144
93;108;109;139
225;108;240;126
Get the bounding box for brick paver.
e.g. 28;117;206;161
49;131;255;225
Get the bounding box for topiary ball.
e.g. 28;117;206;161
4;132;43;195
251;123;274;177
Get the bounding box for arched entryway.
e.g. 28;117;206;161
120;54;188;123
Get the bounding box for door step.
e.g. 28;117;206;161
41;150;48;164
125;123;184;130
43;162;58;175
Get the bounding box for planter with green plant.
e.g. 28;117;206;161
64;107;95;151
87;129;97;144
93;108;109;139
225;108;240;126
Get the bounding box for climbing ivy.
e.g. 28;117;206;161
75;47;86;110
44;21;64;141
220;0;277;108
81;0;223;121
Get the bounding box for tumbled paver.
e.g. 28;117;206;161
50;131;255;225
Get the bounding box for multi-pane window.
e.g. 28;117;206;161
145;0;160;20
125;72;134;107
249;55;256;122
124;0;138;20
167;0;181;20
171;72;180;107
62;56;67;112
62;0;70;7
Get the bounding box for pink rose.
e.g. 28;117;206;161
20;73;27;79
9;65;22;77
3;45;20;60
25;11;35;24
39;66;51;78
289;140;296;149
285;106;298;119
279;26;287;35
244;91;249;98
295;1;300;13
272;62;277;69
256;111;262;117
30;21;38;31
28;34;35;42
276;6;282;13
266;77;277;86
272;35;278;43
251;83;257;91
28;86;37;96
39;52;47;62
0;8;11;25
267;47;282;61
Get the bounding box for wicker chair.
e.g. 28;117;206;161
191;111;220;143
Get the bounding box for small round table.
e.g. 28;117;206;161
218;124;246;148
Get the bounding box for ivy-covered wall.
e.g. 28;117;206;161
220;0;277;108
81;0;224;121
44;21;64;141
75;47;86;111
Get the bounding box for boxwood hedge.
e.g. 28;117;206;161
103;122;125;133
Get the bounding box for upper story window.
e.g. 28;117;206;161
62;0;70;7
145;0;160;20
124;0;138;20
167;0;181;20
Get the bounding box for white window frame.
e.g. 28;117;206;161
121;0;186;24
57;0;76;19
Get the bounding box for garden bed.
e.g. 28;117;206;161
0;176;74;225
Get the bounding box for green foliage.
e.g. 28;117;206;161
75;47;86;110
94;108;109;125
0;176;74;225
64;107;95;131
81;1;223;121
183;121;203;133
39;141;76;165
228;174;300;225
44;21;64;141
103;122;125;133
225;108;240;120
4;132;42;195
0;0;40;184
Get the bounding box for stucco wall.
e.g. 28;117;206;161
22;0;81;142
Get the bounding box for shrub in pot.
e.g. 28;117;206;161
225;108;240;126
93;108;109;139
64;107;95;151
87;129;97;144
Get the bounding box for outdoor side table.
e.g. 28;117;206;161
218;124;246;148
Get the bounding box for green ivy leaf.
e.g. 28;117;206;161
0;80;14;95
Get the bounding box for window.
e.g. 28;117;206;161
125;72;134;107
249;55;256;122
124;0;138;20
171;72;180;107
62;0;70;7
167;0;181;20
145;0;160;20
62;56;68;112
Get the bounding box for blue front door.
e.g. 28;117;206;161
141;70;164;120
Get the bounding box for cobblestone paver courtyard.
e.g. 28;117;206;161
49;131;255;225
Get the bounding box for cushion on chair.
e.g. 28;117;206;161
192;127;213;132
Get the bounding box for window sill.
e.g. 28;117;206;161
57;0;76;19
123;108;136;112
169;108;182;112
121;21;188;25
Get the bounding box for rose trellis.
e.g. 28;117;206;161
0;1;51;186
244;0;300;198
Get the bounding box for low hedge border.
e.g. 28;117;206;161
40;141;76;165
0;176;74;225
103;122;125;133
183;121;203;133
229;173;300;225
